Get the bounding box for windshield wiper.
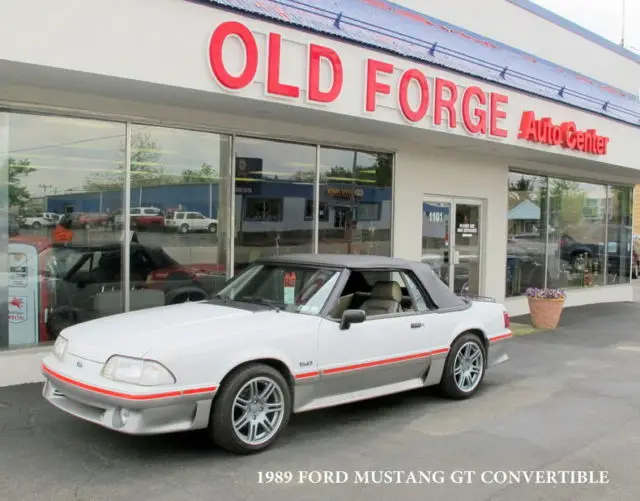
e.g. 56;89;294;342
237;296;282;311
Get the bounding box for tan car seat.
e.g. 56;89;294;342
359;281;402;316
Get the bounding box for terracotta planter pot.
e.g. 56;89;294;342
527;297;565;329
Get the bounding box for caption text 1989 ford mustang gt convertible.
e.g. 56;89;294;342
41;254;512;454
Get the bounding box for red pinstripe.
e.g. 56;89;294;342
42;363;216;400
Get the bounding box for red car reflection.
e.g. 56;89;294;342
9;236;227;341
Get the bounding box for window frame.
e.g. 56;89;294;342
243;197;284;223
323;267;437;323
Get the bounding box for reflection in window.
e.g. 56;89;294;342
319;148;393;256
128;124;231;307
304;200;329;222
4;113;126;349
244;198;283;222
608;186;633;284
506;173;548;297
505;171;635;297
547;180;607;289
234;138;315;269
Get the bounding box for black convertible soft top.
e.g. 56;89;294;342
256;254;467;310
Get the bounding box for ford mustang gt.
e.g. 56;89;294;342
41;254;512;454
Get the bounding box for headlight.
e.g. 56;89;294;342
101;356;176;386
53;336;68;360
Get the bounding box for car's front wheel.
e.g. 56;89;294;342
439;332;486;400
209;364;291;454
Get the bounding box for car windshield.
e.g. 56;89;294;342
214;264;341;315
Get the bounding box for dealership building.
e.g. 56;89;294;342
1;0;639;386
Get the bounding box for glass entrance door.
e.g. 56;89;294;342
421;200;452;287
453;201;482;296
422;197;483;295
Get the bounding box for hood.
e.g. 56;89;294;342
62;301;278;363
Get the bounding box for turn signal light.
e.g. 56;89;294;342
503;311;510;328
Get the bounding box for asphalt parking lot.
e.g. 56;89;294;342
2;302;640;501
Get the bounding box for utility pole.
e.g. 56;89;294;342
620;0;626;47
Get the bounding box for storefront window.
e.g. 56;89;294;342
547;180;607;289
129;124;231;305
234;138;315;269
318;148;393;256
3;113;126;349
506;172;548;297
607;186;633;284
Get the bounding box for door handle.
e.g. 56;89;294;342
410;322;424;329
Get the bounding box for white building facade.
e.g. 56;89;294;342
1;0;639;386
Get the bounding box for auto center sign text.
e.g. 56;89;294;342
207;20;509;138
207;20;609;153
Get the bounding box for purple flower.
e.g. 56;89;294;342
525;287;566;300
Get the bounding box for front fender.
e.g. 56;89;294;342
215;346;297;386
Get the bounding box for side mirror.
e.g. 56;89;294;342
340;309;366;330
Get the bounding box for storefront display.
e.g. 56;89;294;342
0;0;638;384
0;113;395;349
506;172;633;297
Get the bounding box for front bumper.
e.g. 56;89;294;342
41;357;217;435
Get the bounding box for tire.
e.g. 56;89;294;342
179;224;189;234
208;223;217;234
209;363;292;454
31;222;41;229
439;332;486;400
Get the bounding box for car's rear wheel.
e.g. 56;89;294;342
208;223;217;234
179;224;189;234
439;332;486;400
209;364;291;454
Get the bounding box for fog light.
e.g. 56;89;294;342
119;408;130;425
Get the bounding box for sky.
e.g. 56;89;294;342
532;0;640;53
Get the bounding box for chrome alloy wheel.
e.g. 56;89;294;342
453;341;484;392
232;376;285;446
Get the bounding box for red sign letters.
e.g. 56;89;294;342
517;111;609;155
208;20;509;138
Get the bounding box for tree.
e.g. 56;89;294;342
374;153;393;186
129;132;166;187
549;179;586;228
181;162;218;183
83;132;170;191
8;157;35;208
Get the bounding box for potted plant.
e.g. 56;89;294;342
525;287;566;329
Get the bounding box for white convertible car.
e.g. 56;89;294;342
41;254;512;454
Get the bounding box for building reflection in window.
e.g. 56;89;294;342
547;180;607;289
128;124;231;304
607;186;633;284
4;113;126;349
234;137;316;270
505;170;634;296
506;172;548;297
318;148;393;256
